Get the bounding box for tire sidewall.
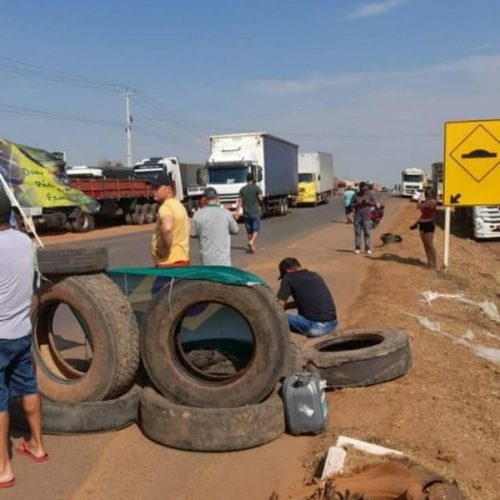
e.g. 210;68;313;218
141;281;289;407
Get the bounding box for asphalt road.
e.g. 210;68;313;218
63;193;390;268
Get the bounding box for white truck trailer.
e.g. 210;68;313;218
206;132;298;216
297;152;334;205
401;167;426;197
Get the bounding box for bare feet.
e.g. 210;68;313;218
247;242;255;254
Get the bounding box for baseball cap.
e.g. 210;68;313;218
278;257;301;280
147;173;172;188
203;187;218;200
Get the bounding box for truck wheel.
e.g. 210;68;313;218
151;203;160;222
143;203;154;224
139;387;285;451
37;247;108;275
10;385;141;435
125;213;133;225
132;204;145;225
71;211;95;233
302;328;411;388
141;281;289;408
278;198;286;216
32;274;140;402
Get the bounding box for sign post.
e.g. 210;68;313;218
443;119;500;270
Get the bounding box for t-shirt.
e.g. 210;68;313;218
350;190;376;221
151;198;190;266
0;228;34;340
190;205;239;266
343;190;355;208
239;184;262;216
277;269;337;322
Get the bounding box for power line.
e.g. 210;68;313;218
0;56;130;92
134;123;205;152
0;102;123;127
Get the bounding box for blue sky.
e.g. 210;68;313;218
2;0;500;185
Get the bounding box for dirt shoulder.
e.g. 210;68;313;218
280;201;499;500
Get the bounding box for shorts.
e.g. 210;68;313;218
345;206;353;215
244;214;261;235
0;335;38;412
419;221;435;233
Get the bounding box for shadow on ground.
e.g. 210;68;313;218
371;253;426;267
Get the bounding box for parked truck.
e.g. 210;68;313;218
133;157;206;214
431;162;443;204
0;139;98;233
205;132;298;216
296;152;334;205
400;167;427;197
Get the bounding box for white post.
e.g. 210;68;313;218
120;90;135;167
443;206;451;271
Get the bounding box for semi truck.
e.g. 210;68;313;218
400;167;426;197
205;132;298;216
296;152;334;205
431;162;443;204
133;157;206;214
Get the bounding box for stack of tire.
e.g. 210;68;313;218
10;247;142;434
138;280;291;451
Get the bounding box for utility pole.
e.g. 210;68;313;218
120;89;135;167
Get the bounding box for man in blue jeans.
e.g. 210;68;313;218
277;257;338;337
0;191;48;489
350;181;376;255
235;173;263;254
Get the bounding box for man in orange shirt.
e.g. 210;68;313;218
149;174;190;267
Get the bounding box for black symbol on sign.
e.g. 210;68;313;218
450;193;462;204
461;149;497;159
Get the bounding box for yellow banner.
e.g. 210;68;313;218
0;139;95;209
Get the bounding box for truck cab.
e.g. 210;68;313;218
401;168;426;197
133;157;184;202
473;205;500;239
297;172;317;204
206;161;262;209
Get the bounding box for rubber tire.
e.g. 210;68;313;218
70;211;95;233
37;247;108;275
125;212;133;225
140;387;285;451
282;341;304;378
141;282;289;408
381;233;403;245
10;385;142;435
151;202;160;222
132;204;145;225
143;203;154;224
32;274;140;402
302;328;411;388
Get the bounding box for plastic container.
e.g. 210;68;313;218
282;371;327;435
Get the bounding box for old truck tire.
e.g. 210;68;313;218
141;281;289;408
10;385;141;435
132;204;145;224
70;211;94;233
32;274;140;402
151;202;160;222
140;387;285;451
143;203;154;224
302;328;411;388
282;341;304;378
37;247;108;275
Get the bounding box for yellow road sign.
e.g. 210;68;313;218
444;119;500;206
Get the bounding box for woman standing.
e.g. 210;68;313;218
416;187;437;269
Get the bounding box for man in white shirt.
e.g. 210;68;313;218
0;190;48;489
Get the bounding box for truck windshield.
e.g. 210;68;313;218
299;173;314;182
403;174;423;183
208;166;247;184
133;168;162;181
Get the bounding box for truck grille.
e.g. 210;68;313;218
218;195;239;204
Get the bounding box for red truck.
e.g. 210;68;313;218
67;178;158;231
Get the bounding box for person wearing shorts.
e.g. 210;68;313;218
235;173;263;254
0;190;48;489
416;187;437;269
